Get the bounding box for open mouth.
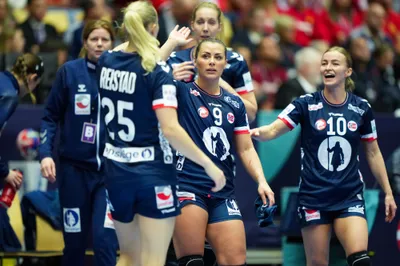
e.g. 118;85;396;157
324;73;335;80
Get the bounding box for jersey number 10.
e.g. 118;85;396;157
327;117;347;136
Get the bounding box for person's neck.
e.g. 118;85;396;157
195;77;220;96
125;43;137;53
12;73;28;97
323;86;347;104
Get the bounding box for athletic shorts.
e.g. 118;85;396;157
177;190;242;224
106;181;180;222
297;201;366;228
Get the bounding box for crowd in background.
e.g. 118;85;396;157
0;0;399;114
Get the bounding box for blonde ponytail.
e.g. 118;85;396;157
123;1;160;73
345;77;355;92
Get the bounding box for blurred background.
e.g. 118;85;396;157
0;0;400;265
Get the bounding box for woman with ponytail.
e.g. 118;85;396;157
250;46;397;266
0;53;43;190
39;19;118;266
97;2;225;266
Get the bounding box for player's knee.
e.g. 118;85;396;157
347;251;371;266
178;255;204;266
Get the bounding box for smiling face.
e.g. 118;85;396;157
195;41;226;81
320;50;352;90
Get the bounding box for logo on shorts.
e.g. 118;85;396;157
226;199;241;216
104;203;115;229
198;106;209;118
155;185;174;209
304;209;320;222
348;205;364;214
176;191;196;203
63;208;81;233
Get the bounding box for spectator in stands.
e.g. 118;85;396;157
371;44;400;113
326;0;364;45
252;36;287;110
349;2;392;52
369;0;400;47
275;47;322;109
0;0;17;53
274;14;301;70
19;0;61;53
157;0;199;45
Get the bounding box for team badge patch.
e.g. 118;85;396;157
155;185;174;209
75;94;91;115
198;106;209;118
227;112;235;124
315;119;326;130
304;209;320;222
348;121;358;131
63;208;81;233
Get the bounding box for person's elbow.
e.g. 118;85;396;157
246;102;258;123
159;120;181;140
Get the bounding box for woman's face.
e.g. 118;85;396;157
195;42;226;81
320;50;352;89
84;28;113;62
191;7;221;41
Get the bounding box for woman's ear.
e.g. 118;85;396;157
346;67;353;78
29;73;39;82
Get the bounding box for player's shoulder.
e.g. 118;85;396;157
296;92;320;104
167;48;191;62
221;90;244;110
347;93;372;115
63;57;85;70
226;48;246;65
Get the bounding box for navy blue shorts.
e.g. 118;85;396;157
297;201;366;228
106;181;180;222
177;190;242;224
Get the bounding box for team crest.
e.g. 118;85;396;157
315;119;326;130
348;121;358;131
227;112;235;124
198;106;209;118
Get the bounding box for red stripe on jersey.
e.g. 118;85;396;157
234;130;250;134
278;117;294;130
361;137;377;142
237;90;248;95
152;104;177;110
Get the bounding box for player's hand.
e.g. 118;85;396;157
204;161;226;192
172;61;195;81
258;181;275;206
385;193;397;223
40;157;56;183
5;170;23;190
250;128;264;141
168;25;193;47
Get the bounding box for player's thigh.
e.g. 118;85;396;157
206;219;246;265
301;224;332;266
173;203;209;258
137;214;176;266
333;215;368;256
113;216;139;253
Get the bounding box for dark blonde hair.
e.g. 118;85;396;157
191;2;225;41
324;46;355;92
194;38;227;59
79;19;115;58
11;53;44;104
122;1;160;73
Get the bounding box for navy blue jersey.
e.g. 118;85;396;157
167;47;254;95
278;92;377;211
175;82;250;198
98;51;177;185
0;71;20;179
39;58;104;171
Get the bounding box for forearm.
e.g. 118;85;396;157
366;148;393;195
160;39;179;61
238;147;267;184
164;124;212;168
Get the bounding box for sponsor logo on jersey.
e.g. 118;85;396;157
304;209;321;222
348;104;365;116
315;119;326;130
348;120;358;131
75;94;91;115
227;112;235;124
348;205;365;214
328;112;343;116
223;96;240;109
190;88;200;96
155;186;174;209
308;102;323;111
63;208;81;233
78;84;86;92
198;106;209;118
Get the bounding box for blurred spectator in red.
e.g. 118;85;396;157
157;0;199;45
252;36;287;110
261;0;280;34
274;14;301;70
275;47;322;109
231;5;267;59
0;0;17;53
18;0;61;53
326;0;364;45
224;0;254;32
349;2;392;52
369;0;400;48
278;0;329;46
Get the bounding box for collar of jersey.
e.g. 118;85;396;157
321;90;348;107
193;81;223;98
86;57;97;71
3;71;20;95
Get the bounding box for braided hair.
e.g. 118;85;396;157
11;53;44;104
